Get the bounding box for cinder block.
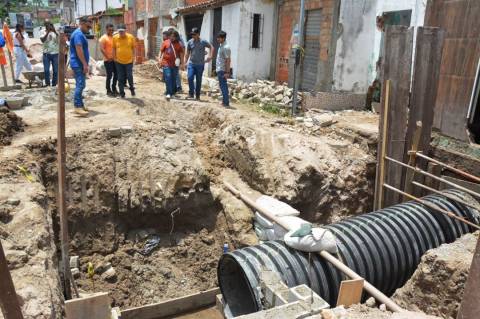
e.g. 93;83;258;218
235;301;310;319
288;284;330;313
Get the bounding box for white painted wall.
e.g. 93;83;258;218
75;0;123;19
221;2;241;78
332;0;426;93
235;0;275;82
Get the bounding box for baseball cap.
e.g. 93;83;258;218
117;23;126;32
191;27;200;35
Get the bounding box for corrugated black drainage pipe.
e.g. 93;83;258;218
217;190;480;317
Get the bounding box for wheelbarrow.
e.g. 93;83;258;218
22;71;45;88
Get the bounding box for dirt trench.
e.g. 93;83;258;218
2;96;378;314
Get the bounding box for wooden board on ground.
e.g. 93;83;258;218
121;288;220;319
336;279;364;307
375;25;414;207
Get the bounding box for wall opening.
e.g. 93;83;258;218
184;13;204;41
250;13;263;49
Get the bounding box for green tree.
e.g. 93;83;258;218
0;0;28;20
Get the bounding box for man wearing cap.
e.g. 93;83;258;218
70;17;92;116
113;24;136;98
184;28;214;101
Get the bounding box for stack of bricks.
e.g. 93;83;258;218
135;39;145;64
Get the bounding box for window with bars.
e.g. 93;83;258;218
250;13;264;49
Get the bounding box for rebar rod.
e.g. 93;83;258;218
412;181;480;212
383;183;480;231
408;151;480;183
224;181;404;313
385;156;480;200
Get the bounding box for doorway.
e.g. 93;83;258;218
301;9;322;91
212;8;223;74
184;13;204;41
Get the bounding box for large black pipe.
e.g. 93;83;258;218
217;190;480;317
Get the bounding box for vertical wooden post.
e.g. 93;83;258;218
7;50;15;84
374;80;391;210
1;65;7;88
457;237;480;319
404;27;445;195
403;121;423;200
0;240;24;319
375;26;414;207
57;32;72;300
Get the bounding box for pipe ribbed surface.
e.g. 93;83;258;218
218;190;480;317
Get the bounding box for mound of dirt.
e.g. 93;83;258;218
393;232;479;318
0;108;24;146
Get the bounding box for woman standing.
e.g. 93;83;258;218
158;30;184;101
13;24;32;84
40;22;59;86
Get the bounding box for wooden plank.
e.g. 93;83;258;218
1;65;7;88
374;80;390;210
405;27;445;176
424;162;442;195
457;236;480;319
376;25;414;207
121;288;220;319
336;279;364;307
0;240;24;319
403;121;422;200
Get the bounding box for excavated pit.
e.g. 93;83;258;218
3;104;380;314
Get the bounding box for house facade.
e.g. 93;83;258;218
175;0;276;82
274;0;426;94
74;0;124;18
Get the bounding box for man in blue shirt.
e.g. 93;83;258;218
184;28;214;100
70;17;91;116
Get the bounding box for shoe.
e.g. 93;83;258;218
15;79;23;84
107;91;114;97
83;106;89;112
186;95;194;100
195;96;201;101
120;93;126;99
112;90;119;97
166;94;171;101
74;108;89;117
130;89;136;96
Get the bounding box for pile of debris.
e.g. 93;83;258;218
205;78;303;108
0;106;25;145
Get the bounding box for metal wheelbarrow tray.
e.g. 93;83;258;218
22;71;45;88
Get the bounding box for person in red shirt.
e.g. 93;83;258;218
158;30;184;101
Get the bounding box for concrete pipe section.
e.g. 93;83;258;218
217;190;480;317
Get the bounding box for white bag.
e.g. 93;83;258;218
274;216;309;238
255;195;300;217
171;41;181;67
284;227;338;253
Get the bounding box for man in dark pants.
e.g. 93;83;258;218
184;27;214;100
113;24;136;98
215;31;231;107
99;23;117;96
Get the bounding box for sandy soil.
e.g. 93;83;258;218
0;71;380;317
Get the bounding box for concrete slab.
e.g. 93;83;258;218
65;292;111;319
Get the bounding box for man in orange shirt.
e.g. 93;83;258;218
99;24;117;96
158;30;184;101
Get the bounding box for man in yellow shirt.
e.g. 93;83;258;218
99;23;117;96
113;24;136;98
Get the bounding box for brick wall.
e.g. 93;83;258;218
276;0;336;84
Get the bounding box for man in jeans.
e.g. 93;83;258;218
113;24;135;98
99;23;117;96
184;27;214;100
158;30;184;101
69;17;91;116
215;31;231;107
40;22;59;86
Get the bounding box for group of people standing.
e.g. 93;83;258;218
71;17;136;116
158;27;231;107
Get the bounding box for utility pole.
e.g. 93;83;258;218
0;240;24;319
57;32;72;300
291;0;306;115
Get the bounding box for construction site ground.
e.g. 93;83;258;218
0;72;476;318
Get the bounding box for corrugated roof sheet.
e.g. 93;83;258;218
177;0;241;14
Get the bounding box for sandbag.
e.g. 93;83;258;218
256;195;300;217
274;216;310;238
284;227;338;253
